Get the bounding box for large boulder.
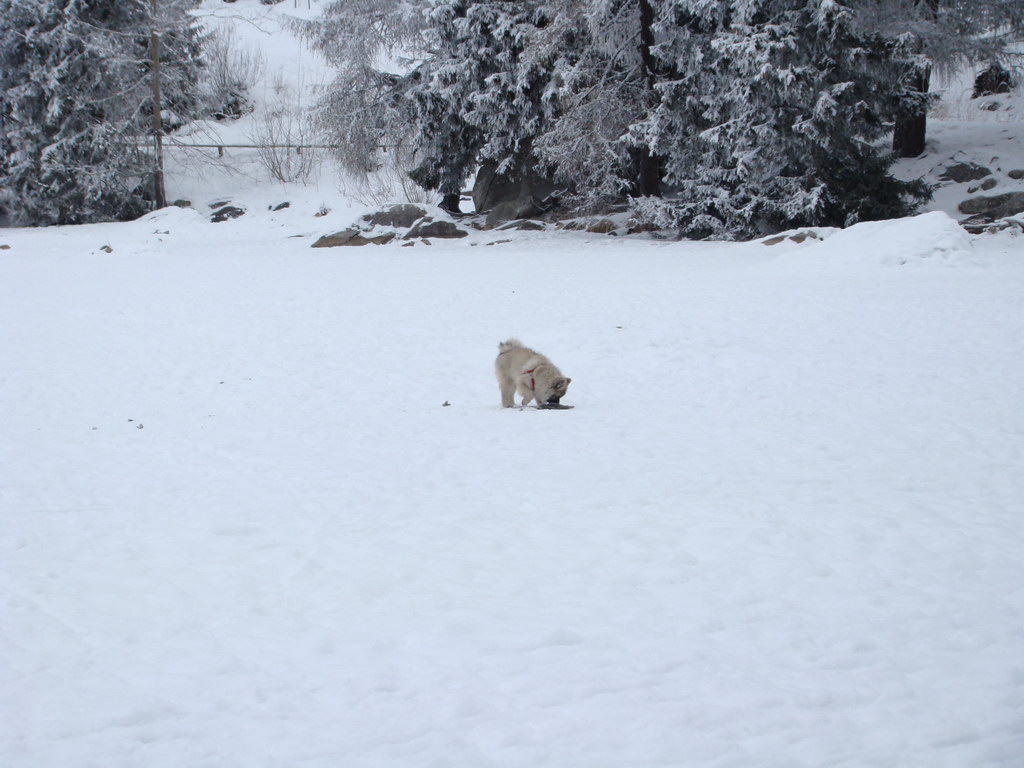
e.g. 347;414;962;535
958;192;1024;219
472;156;564;227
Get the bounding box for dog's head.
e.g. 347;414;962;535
543;377;572;404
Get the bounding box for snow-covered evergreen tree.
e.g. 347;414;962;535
405;0;665;210
634;0;930;239
406;0;564;201
0;0;203;226
531;0;663;210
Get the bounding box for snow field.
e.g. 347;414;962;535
1;212;1023;767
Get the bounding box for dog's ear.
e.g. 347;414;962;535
565;378;572;384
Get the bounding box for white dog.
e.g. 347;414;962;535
495;339;571;408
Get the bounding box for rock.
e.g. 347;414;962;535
0;244;10;250
210;206;246;223
311;229;360;247
939;163;992;184
405;220;468;239
1008;169;1024;180
99;245;113;253
172;199;191;208
473;154;563;226
788;231;821;244
980;178;997;191
363;204;427;229
959;214;995;234
586;219;617;234
961;215;1023;235
497;219;546;231
209;200;231;209
485;202;534;228
958;192;1024;219
349;232;397;246
973;63;1013;98
272;202;290;211
761;230;823;246
312;230;396;247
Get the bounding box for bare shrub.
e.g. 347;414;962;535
246;110;319;183
203;27;265;120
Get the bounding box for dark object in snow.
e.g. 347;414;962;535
938;163;992;184
311;230;396;247
536;403;575;410
959;192;1024;219
210;205;246;223
473;157;563;228
973;64;1013;98
404;220;468;239
497;219;546;232
272;202;290;211
364;204;427;229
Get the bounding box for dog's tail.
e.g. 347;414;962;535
498;339;524;354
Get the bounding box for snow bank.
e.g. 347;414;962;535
763;211;977;267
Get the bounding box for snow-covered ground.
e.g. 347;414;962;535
2;208;1023;767
3;1;1024;765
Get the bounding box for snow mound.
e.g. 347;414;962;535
138;206;208;229
772;211;976;267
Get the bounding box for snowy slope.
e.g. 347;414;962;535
2;210;1023;767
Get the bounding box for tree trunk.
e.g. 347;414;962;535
149;0;166;209
439;192;461;215
893;0;940;159
634;0;661;197
892;67;931;158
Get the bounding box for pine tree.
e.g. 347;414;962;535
406;0;562;201
531;0;664;210
633;0;930;239
405;0;665;211
0;0;203;226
